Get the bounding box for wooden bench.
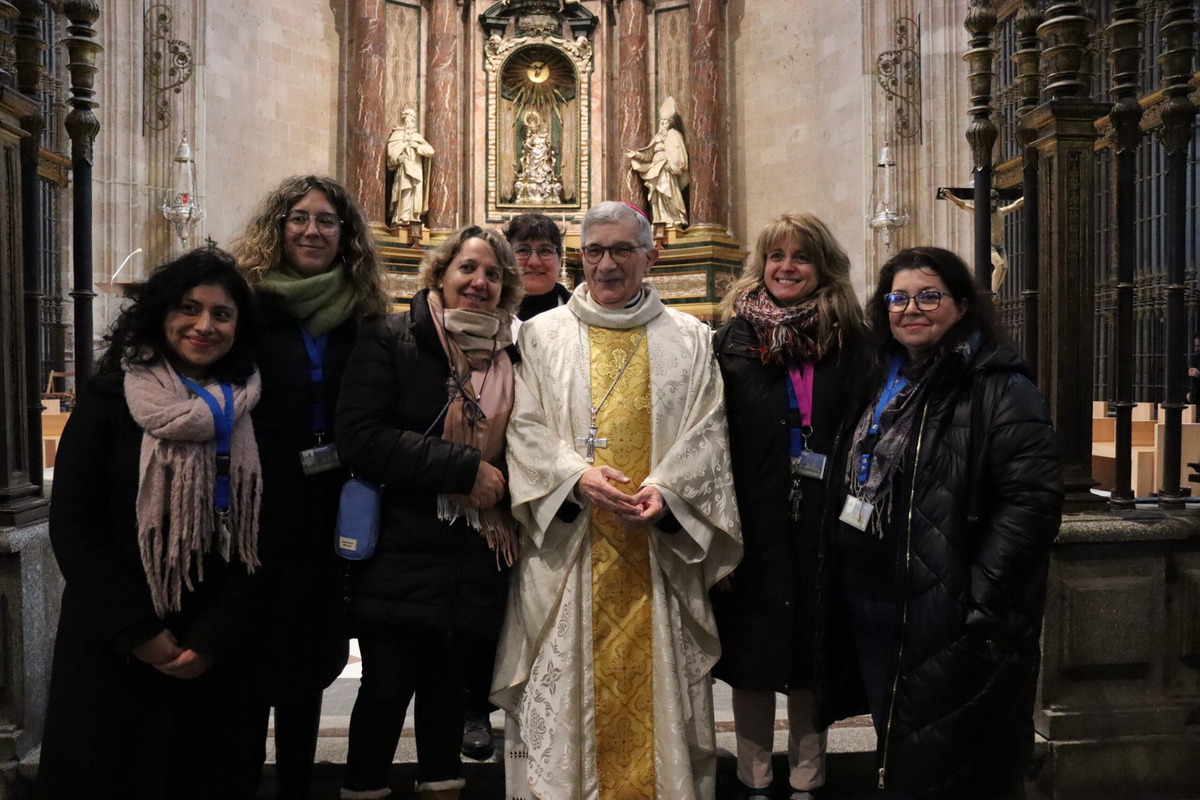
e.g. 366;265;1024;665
1154;421;1200;491
1091;402;1200;497
42;402;69;470
1092;402;1159;497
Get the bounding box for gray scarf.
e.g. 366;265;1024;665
844;360;925;538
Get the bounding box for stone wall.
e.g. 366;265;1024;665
202;1;342;243
1035;513;1200;798
727;0;869;292
93;0;342;301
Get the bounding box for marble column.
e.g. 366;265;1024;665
425;0;459;231
687;0;726;228
615;0;650;210
346;0;387;220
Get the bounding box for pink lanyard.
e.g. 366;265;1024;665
786;362;813;429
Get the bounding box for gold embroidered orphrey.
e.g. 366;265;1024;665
588;325;655;800
576;324;648;462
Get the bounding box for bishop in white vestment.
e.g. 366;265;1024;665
492;201;742;800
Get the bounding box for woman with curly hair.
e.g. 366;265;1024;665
40;248;263;799
230;175;388;798
712;213;869;800
336;225;521;800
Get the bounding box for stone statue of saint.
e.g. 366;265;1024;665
514;110;563;204
940;187;1024;292
625;96;690;228
387;108;435;227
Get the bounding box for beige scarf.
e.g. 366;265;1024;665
124;360;263;616
427;291;518;567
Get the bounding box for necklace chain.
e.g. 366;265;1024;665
579;324;648;424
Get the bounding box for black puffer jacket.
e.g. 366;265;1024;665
827;337;1062;798
712;317;869;694
335;289;514;640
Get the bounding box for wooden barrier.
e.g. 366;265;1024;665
42;402;69;470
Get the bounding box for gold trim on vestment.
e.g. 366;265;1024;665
589;325;655;800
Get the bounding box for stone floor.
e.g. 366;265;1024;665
17;639;1060;800
258;640;883;798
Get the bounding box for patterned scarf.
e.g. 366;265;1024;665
124;360;263;616
734;286;829;365
843;360;925;538
427;291;518;568
259;262;357;336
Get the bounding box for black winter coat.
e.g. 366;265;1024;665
248;295;358;699
335;289;513;640
828;337;1062;799
712;317;869;693
40;370;257;800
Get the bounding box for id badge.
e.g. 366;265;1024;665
791;449;827;480
839;495;875;531
300;443;342;475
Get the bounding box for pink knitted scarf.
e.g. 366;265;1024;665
124;360;263;616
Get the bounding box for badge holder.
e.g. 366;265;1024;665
301;442;342;475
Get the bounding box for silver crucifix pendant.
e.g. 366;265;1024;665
576;425;608;463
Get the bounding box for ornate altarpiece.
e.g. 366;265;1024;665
366;0;743;321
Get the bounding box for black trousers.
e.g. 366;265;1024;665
226;692;325;800
342;628;468;792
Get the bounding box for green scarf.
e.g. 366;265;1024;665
259;264;357;336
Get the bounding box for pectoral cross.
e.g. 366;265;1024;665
576;425;608;463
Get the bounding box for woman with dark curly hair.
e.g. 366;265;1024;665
230;175;388;798
336;225;521;800
827;246;1062;799
40;248;264;800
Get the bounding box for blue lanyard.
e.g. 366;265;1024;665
869;356;908;434
179;376;235;512
300;326;329;440
857;356;908;485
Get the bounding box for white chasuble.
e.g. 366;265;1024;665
494;283;742;800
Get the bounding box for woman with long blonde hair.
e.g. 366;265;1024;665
713;212;868;800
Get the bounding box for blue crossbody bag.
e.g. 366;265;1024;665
334;477;382;560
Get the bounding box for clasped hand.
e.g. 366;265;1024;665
577;466;666;524
453;460;505;510
131;629;212;679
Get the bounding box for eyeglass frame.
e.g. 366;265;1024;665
884;289;946;313
580;242;644;265
512;244;562;261
281;210;343;235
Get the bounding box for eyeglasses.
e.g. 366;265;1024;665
282;210;342;235
446;376;487;425
581;243;640;265
885;290;945;312
514;246;560;261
